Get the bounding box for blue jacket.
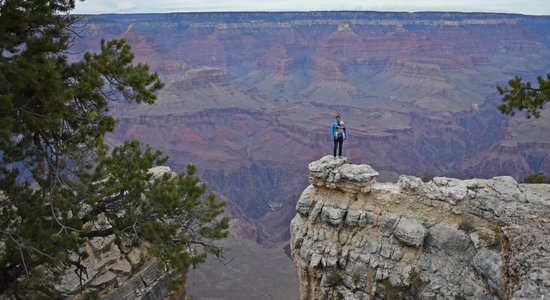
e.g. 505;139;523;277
331;121;347;139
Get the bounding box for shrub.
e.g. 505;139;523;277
421;171;436;183
352;272;361;286
374;269;430;299
326;268;343;286
376;279;403;299
325;269;344;300
458;218;476;234
523;172;550;183
331;291;344;300
84;291;100;300
479;225;501;250
408;267;430;297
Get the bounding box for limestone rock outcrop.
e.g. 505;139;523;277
57;166;182;299
291;155;550;299
58;237;173;299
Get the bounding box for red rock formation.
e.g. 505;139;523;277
309;57;346;80
74;12;550;251
119;26;188;73
256;44;304;74
175;67;229;89
314;22;369;67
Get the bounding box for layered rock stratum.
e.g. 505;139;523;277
70;12;550;297
89;12;550;254
59;235;174;299
291;156;550;299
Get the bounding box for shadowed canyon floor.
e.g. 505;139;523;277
186;237;299;299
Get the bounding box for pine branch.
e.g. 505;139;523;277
79;228;115;238
80;191;126;223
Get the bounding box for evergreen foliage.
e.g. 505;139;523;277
0;0;228;298
497;73;550;118
523;172;550;184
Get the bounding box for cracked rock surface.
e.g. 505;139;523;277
291;155;550;300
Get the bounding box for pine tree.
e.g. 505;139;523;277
0;0;228;298
497;73;550;118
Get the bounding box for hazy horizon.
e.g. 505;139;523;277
73;0;550;16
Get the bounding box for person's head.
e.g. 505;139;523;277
335;115;341;121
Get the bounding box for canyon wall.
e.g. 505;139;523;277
91;12;550;250
71;12;550;297
291;156;550;299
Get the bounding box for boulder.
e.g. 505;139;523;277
308;155;347;185
345;209;363;227
392;217;427;246
337;164;379;192
379;213;400;237
296;185;315;216
472;249;504;299
321;206;345;226
148;166;175;179
398;175;423;194
426;223;474;258
307;156;378;192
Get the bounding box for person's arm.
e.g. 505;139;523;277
331;122;336;139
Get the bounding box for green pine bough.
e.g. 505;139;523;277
0;0;228;298
497;73;550;182
497;73;550;119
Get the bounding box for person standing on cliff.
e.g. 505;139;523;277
331;115;347;157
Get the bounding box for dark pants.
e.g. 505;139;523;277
333;137;343;157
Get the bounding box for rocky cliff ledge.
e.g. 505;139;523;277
57;167;181;299
290;156;550;299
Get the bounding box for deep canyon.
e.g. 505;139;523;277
71;11;550;299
